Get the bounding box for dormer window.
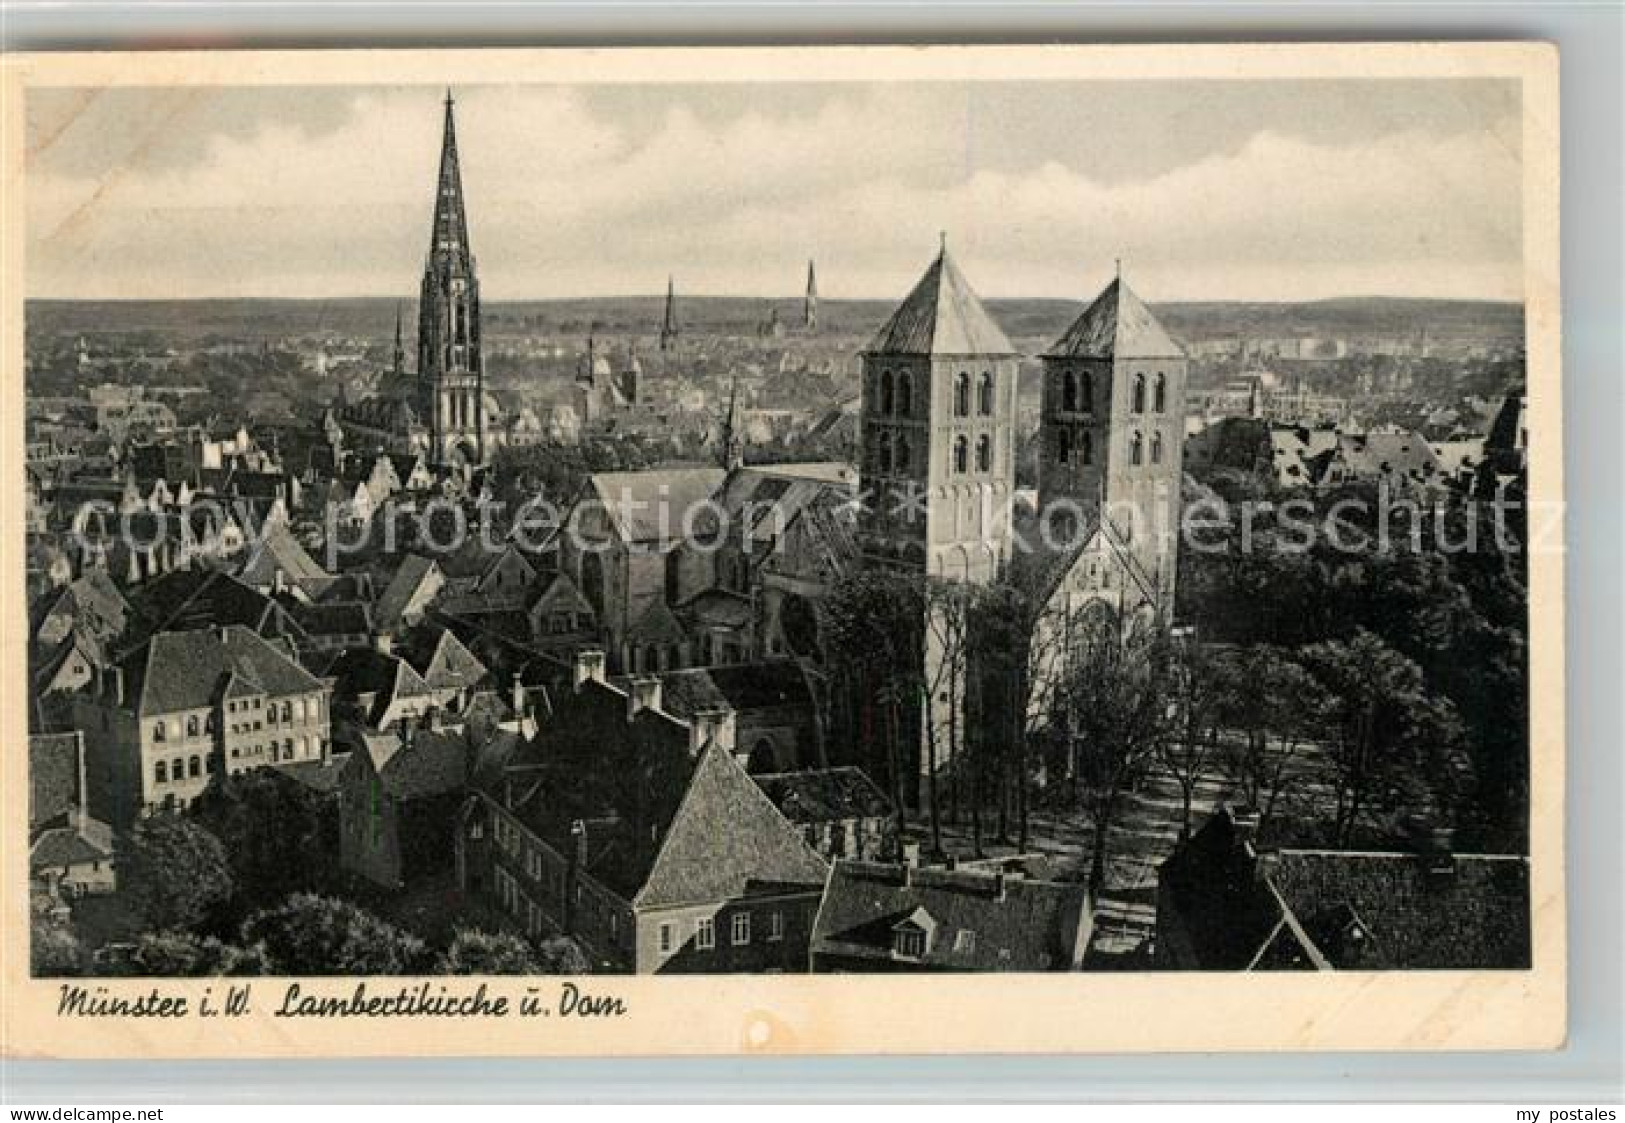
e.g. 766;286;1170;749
892;907;936;960
895;926;927;959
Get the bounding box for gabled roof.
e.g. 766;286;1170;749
374;554;443;632
1043;277;1185;361
584;468;727;545
754;766;894;826
634;743;830;908
238;526;334;595
404;626;488;692
863;249;1017;358
121;625;325;717
812;860;1091;970
30;810;114;870
375;728;470;801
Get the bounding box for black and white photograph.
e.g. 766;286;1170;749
13;46;1558;1032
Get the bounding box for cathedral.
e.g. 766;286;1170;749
855;243;1189;789
339;92;499;471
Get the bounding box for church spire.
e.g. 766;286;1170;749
804;259;818;332
392;302;405;374
720;374;744;470
429;90;470;264
660;275;679;352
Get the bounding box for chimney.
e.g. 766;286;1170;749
374;632;393;655
573;647;606;691
687;706;735;755
510;672;525;720
901;841;921;868
628;676;662;720
109;665;125;706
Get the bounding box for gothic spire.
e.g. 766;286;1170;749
660;274;679;352
720;373;744;470
429;90;471;265
804;259;818;331
392;302;405;373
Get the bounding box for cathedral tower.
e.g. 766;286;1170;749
659;275;679;353
416;91;485;468
804;259;818;332
1037;272;1188;609
857;242;1019;583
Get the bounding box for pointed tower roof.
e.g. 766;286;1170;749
806;259;818;300
428;90;471;263
1043;276;1184;360
863;246;1017;358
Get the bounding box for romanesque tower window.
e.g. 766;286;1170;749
1062;371;1078;413
895;434;911;474
1154;372;1167;413
876;430;893;474
976;434;992;472
1058;428;1073;464
897;372;912;417
1131;431;1145;466
1080;430;1093;465
1151;431;1164;465
978;372;994;416
953;435;969;474
1133;373;1147;414
954;373;970;418
880;370;895;415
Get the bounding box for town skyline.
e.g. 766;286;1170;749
27;79;1522;304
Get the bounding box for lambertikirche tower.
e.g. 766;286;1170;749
416;90;485;467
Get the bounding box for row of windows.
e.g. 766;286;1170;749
657;909;785;956
153;755;211;786
152;696;320;742
1054;429;1167;467
874;370;999;419
868;431;997;476
1056;370;1170;415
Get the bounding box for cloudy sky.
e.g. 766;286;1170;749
26;79;1522;303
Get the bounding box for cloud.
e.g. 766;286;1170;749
25;83;1522;302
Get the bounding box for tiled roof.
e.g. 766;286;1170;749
404;626;488;692
634;743;830;908
29;732;83;830
238;525;334;593
271;753;352;796
123;625;324;717
1158;807;1532;970
1043;277;1185;360
586;468;728;545
374;554;442;631
864;250;1017;358
376;728;470;801
30;810;115;869
754;766;894;825
812;860;1091;970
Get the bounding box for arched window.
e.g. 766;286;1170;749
896;372;912;417
153;720;166;743
1153;372;1167;413
155;760;167;785
1062;371;1078;413
1058;428;1073;464
186;715;199;738
876;430;893;473
978;372;994;416
1151;431;1165;464
895;435;911;474
976;434;992;472
953;436;969;474
1081;369;1094;410
1081;430;1094;466
1130;430;1145;466
954;372;970;418
171;758;183;781
1133;373;1147;413
879;370;895;415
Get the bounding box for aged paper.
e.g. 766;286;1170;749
2;42;1562;1058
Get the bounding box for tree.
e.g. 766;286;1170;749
31;913;82;976
192;768;336;914
123;931;269;977
1053;608;1177;896
818;569;926;837
1156;636;1229;841
437;929;589;975
242;893;428;975
118;815;234;932
1214;644;1327;831
1301;629;1468;847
